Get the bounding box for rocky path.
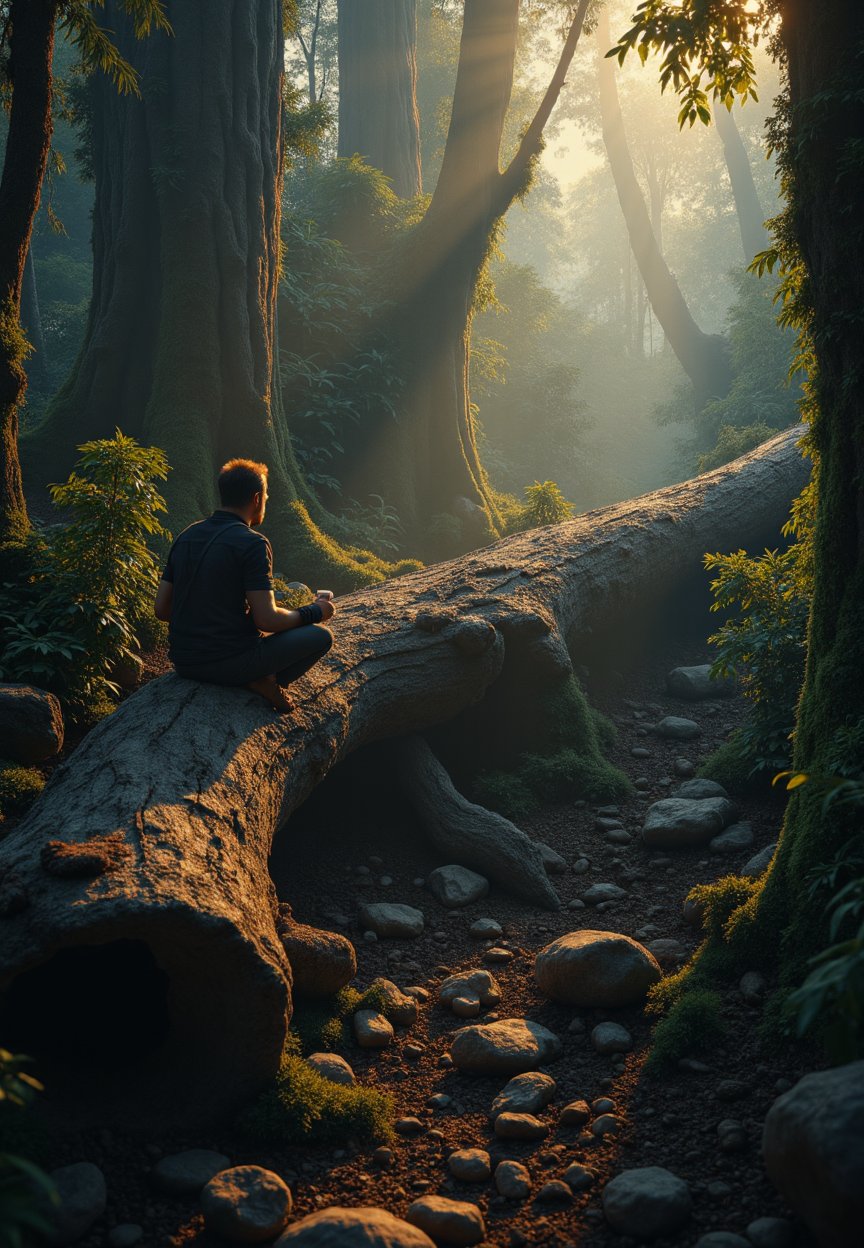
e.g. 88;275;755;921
39;640;816;1248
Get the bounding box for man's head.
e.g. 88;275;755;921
218;459;269;525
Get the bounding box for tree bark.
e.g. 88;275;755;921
0;428;808;1125
714;102;769;263
0;0;58;542
21;249;48;387
337;0;422;197
597;9;733;408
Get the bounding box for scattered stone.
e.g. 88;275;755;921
591;1114;623;1136
567;1017;586;1035
582;882;627;905
683;895;707;928
450;1019;562;1075
566;899;586;911
559;1100;591;1127
602;1167;692;1239
427;865;489;908
490;1071;556;1120
631;746;652;758
717;1080;749;1101
358;903;424;939
200;1166;292;1243
762;1061;864;1248
447;1150;491;1183
595;817;625;831
741;843;777;878
646;938;687;966
107;1226;144;1248
535;930;661;1007
562;1163;595;1192
495;1161;532;1200
427;1093;452;1110
642;797;736;848
592;1097;616;1114
710;822;755;854
370;978;418;1026
591;1022;633;1054
537;1180;572;1204
439;969;500;1010
274;1206;435;1246
151;1149;230;1196
739;971;766;1005
469;917;503;940
494;1112;549;1141
695;1235;750;1248
0;683;64;763
451;996;481;1018
745;1216;797;1248
666;665;734;700
656;716;702;740
353;1010;394;1048
537;842;568;874
406;1195;485;1246
673;757;696;778
373;1148;395;1168
572;858;590;875
277;908;357;995
717;1119;748;1153
48;1163;107;1245
675;778;729;799
403;986;429;1003
395;1117;426;1136
483;946;514;963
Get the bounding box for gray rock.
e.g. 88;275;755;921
591;1022;633;1054
563;1163;595;1191
602;1167;692;1239
358;903;424;938
406;1195;486;1246
450;1018;562;1075
353;1009;394;1048
483;946;514;963
675;778;729;799
275;1207;435;1246
592;1113;623;1136
468;917;502;939
535;930;661;1007
710;822;755;854
695;1235;751;1248
741;843;777;878
369;978;418;1026
739;972;766;1006
674;757;696;777
0;682;64;763
395;1117;425;1136
277;909;357;996
451;996;480;1018
495;1160;531;1200
107;1227;144;1248
200;1166;292;1243
490;1071;556;1120
493;1111;549;1141
582;882;628;905
666;665;734;700
642;797;737;848
447;1149;491;1183
306;1053;356;1087
745;1217;796;1248
48;1163;107;1245
427;865;489;908
763;1062;864;1248
646;938;687;966
535;842;567;874
559;1099;591;1127
537;1180;572;1203
439;969;501;1010
656;716;702;740
151;1149;230;1196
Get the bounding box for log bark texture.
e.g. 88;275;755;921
0;429;808;1124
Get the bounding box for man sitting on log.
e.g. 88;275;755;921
154;459;335;711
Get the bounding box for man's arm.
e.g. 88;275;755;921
246;590;335;633
154;579;173;621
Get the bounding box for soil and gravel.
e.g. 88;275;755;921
23;636;817;1248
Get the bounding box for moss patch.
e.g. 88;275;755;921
289;984;389;1055
0;766;45;817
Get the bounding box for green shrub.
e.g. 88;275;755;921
0;1050;58;1248
646;988;726;1070
697;422;777;473
0;767;45;817
290;984;389;1055
519;480;574;529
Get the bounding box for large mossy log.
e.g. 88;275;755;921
0;429;807;1124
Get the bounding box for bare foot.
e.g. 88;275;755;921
248;676;293;713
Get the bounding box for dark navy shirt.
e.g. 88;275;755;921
161;511;274;666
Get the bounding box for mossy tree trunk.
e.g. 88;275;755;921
336;0;422;198
0;0;59;543
714;102;768;264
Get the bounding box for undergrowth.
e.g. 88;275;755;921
0;766;45;819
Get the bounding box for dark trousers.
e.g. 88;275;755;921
175;625;332;687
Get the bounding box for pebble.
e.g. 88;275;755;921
559;1099;591;1127
490;1071;557;1119
427;865;489;908
741;843;777;878
563;1162;595;1191
447;1149;491;1182
591;1022;633;1054
452;996;481;1018
583;883;628;906
200;1166;292;1242
439;969;501;1010
673;757;696;777
591;1114;623;1136
370;978;418;1026
494;1112;549;1141
495;1160;532;1200
537;842;568;874
151;1149;230;1195
602;1167;692;1237
469;917;503;939
710;822;755;854
537;1180;573;1203
591;1097;616;1114
647;938;687;965
716;1079;749;1101
572;858;590;875
275;1207;436;1245
483;947;515;963
450;1019;561;1074
48;1162;107;1244
567;899;586;910
675;778;729;799
353;1010;394;1048
395;1117;426;1136
745;1216;797;1248
373;1147;395;1167
358;902;425;938
739;971;766;1005
656;716;702;739
717;1119;748;1152
404;986;430;1003
406;1195;486;1246
404;1043;425;1060
631;747;652;758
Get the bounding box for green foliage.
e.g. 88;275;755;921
0;1051;58;1248
280;501;421;594
646;988;725;1069
519;480;574;528
290;985;389;1056
697;422;777;473
0;766;45;818
240;1050;393;1147
58;1;172;98
704;480;814;777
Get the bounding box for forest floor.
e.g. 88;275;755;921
33;635;817;1248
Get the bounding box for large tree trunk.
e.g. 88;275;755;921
597;10;733;408
21;249;48;388
0;428;808;1125
0;0;58;543
713;102;769;264
337;0;422;197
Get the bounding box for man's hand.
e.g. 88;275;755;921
315;592;336;622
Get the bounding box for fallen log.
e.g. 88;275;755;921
0;428;808;1124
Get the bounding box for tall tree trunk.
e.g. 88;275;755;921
337;0;423;197
26;0;372;584
0;0;58;543
714;102;769;263
21;249;48;387
596;10;732;408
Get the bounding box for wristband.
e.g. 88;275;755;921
297;602;324;626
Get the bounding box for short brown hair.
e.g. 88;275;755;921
218;459;268;507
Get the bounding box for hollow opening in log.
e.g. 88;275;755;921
1;939;171;1069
